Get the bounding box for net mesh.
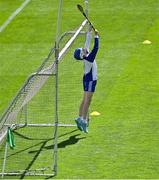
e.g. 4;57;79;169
0;77;55;177
0;19;87;177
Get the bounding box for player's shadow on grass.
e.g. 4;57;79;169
28;134;86;154
45;134;86;149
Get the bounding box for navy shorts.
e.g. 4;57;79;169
83;80;97;92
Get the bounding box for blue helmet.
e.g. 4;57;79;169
74;48;83;60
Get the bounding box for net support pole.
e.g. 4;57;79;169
53;0;63;175
84;0;90;123
24;104;28;126
1;142;8;178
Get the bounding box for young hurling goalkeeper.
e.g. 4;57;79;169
74;25;99;133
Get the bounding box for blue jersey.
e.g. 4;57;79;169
83;34;99;82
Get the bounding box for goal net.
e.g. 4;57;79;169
0;19;87;178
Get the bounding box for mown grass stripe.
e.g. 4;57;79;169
0;0;30;33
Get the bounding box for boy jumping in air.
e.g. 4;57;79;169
73;25;99;133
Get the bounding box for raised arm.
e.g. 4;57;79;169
84;25;92;51
85;29;99;62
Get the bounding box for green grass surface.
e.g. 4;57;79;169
0;0;159;179
0;0;24;25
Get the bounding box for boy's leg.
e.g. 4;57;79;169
79;91;93;119
76;80;96;132
76;92;93;133
81;92;93;133
81;81;97;119
82;91;93;119
79;99;84;117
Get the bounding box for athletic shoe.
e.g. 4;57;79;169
75;117;83;131
81;120;88;133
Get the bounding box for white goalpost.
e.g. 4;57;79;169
0;0;89;178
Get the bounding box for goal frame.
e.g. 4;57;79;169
0;0;89;178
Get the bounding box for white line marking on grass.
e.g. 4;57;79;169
0;0;30;33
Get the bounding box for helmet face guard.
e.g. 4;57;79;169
74;48;83;60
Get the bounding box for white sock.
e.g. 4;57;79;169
83;118;87;123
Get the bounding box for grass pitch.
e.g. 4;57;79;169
0;0;159;179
